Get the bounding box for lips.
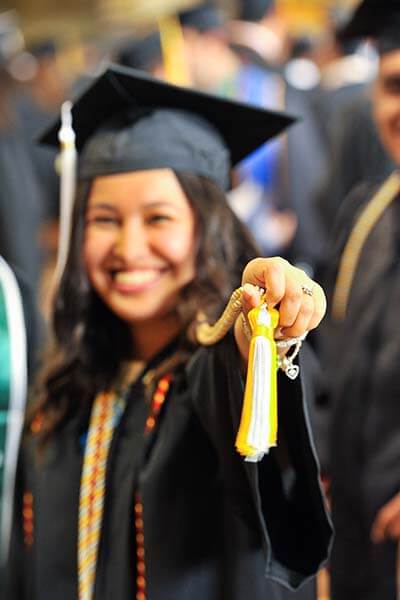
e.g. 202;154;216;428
112;269;164;292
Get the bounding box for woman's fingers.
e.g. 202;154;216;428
281;292;314;337
241;283;263;315
262;258;287;306
277;276;304;332
241;258;327;337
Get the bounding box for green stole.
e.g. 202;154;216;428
0;257;27;565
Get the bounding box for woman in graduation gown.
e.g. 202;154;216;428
7;66;331;600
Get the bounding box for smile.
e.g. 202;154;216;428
112;269;164;292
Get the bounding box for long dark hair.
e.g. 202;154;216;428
29;171;259;442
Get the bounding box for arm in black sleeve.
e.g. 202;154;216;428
187;334;332;589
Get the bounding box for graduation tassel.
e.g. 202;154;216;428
55;100;77;281
158;14;190;85
196;286;296;462
235;303;279;462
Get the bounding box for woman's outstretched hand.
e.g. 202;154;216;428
234;257;327;359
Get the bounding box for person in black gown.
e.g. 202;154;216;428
6;66;331;600
320;2;400;598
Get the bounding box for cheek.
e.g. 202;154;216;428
375;93;400;131
158;227;196;274
83;230;111;276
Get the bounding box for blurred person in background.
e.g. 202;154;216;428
222;0;327;275
12;38;71;320
312;7;377;130
311;8;393;238
0;13;44;298
0;14;42;591
319;1;400;598
179;2;239;93
0;256;41;595
113;30;166;79
15;39;68;229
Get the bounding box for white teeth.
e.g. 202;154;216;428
114;270;160;286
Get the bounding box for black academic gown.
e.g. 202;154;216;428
7;335;331;600
0;129;44;295
315;91;394;244
320;178;400;600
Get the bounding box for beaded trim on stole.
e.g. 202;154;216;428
22;413;45;550
22;491;34;548
134;374;172;600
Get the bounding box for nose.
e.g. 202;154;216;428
112;220;150;262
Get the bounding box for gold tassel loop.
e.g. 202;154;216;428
195;287;244;346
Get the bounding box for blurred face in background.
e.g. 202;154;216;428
373;49;400;165
182;28;239;92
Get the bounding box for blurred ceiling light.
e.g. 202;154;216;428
7;51;38;82
0;10;25;63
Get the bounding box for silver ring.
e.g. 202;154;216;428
301;284;314;297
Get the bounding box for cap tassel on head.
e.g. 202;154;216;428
55;100;77;281
235;303;279;462
158;14;190;85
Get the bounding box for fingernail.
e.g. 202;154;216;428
242;283;254;295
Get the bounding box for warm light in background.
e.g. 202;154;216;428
2;0;361;42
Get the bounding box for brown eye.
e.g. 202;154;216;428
147;214;172;224
86;214;119;226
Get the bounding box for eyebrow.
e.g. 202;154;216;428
86;203;117;211
87;200;178;210
143;200;178;209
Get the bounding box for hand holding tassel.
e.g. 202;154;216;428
234;258;326;462
235;257;326;362
196;257;327;462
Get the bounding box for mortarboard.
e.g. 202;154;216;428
179;2;223;32
338;0;400;55
115;32;162;73
27;38;57;59
41;64;295;191
237;0;276;23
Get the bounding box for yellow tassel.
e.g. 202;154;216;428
158;15;190;86
236;304;279;462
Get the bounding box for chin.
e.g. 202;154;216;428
108;298;177;325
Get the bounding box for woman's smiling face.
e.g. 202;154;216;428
84;168;197;327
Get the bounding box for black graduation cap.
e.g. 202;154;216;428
237;0;275;23
115;32;162;72
179;2;223;32
338;0;400;55
41;64;295;190
27;38;57;59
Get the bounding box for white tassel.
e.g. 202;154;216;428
55;101;77;282
245;332;273;462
